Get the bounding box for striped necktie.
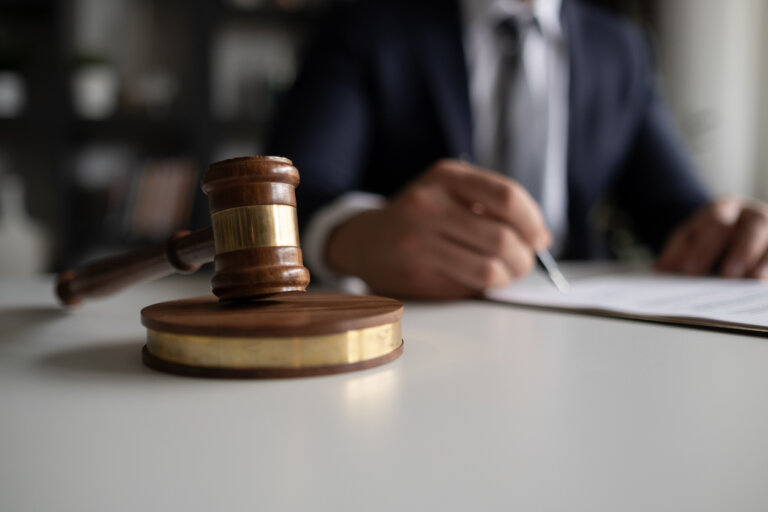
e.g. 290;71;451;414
494;14;549;211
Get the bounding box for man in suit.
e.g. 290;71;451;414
268;0;768;298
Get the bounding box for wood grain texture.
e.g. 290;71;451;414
212;247;310;299
55;155;310;305
202;156;299;212
141;293;404;337
56;228;214;306
202;156;309;299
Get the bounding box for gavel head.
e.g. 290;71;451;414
202;156;310;301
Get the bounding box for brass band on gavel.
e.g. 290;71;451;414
140;293;404;379
202;156;311;300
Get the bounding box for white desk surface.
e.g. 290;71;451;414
2;265;768;511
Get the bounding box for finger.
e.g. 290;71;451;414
430;198;536;277
682;219;732;275
748;251;768;280
403;184;536;275
423;232;514;290
655;224;694;271
720;208;768;277
656;209;733;274
423;160;551;249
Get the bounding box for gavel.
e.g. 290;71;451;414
56;155;311;305
56;155;404;379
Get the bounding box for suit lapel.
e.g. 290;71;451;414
561;0;594;255
411;0;474;160
562;0;587;201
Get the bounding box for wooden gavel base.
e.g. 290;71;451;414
140;293;404;378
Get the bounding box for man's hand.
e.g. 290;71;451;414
656;197;768;278
324;159;551;299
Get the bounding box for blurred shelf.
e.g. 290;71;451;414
213;117;265;137
71;116;190;145
0;0;327;270
0;116;55;138
214;2;325;24
0;0;54;18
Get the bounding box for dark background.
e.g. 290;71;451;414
0;0;737;272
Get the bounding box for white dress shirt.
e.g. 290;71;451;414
303;0;570;285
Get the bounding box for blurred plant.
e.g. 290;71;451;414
70;51;112;71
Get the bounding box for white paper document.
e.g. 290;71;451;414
486;274;768;334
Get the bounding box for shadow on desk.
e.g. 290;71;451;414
0;306;66;339
0;306;153;379
39;341;151;378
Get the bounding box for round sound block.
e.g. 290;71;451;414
140;293;404;378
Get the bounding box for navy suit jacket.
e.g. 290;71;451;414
267;0;711;259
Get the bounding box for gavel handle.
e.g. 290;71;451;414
56;228;215;306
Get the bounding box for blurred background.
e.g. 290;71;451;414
0;0;766;275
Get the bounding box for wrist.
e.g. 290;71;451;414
325;209;380;278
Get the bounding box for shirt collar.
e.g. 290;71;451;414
461;0;563;38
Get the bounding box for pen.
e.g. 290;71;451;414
456;155;570;294
535;249;570;294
